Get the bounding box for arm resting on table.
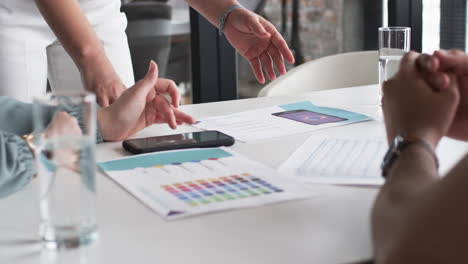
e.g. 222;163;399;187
373;144;468;263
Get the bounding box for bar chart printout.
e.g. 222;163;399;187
98;148;308;220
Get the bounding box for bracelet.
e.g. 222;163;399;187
219;4;244;36
22;133;37;158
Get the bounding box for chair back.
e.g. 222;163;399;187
258;51;379;97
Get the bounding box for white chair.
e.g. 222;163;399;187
258;51;379;97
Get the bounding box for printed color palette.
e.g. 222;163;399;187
161;173;283;207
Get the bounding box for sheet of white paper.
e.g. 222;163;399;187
193;101;371;142
98;147;309;220
280;136;387;185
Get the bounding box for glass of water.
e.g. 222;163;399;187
379;27;411;85
33;92;98;250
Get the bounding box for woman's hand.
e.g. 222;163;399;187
80;56;126;107
382;52;460;148
43;111;82;138
223;8;295;83
416;50;468;141
97;61;194;141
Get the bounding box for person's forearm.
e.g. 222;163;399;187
373;144;439;263
34;0;109;70
185;0;239;27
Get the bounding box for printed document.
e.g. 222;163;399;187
98;148;308;220
280;135;387;185
193;101;370;142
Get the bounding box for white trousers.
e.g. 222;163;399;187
0;0;135;102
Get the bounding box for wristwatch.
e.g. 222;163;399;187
381;135;439;178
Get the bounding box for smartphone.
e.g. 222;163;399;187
122;130;235;154
272;109;347;125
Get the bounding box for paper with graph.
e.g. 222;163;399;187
280;135;387;185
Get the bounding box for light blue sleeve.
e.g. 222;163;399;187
0;96;36;135
0;96;103;198
0;131;35;198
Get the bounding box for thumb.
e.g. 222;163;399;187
140;61;159;91
249;16;270;38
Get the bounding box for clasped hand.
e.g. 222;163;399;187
382;51;466;148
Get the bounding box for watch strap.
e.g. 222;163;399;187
381;135;439;178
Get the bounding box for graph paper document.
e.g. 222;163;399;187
193;101;371;142
98;148;308;220
280;136;387;185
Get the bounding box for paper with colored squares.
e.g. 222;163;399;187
98;148;308;220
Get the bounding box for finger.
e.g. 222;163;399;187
399;51;420;73
108;93;119;105
249;58;265;84
268;45;286;75
416;53;439;73
174;108;195;124
270;31;295;64
416;54;449;91
99;95;109;108
249;15;270;38
139;61;159;93
422;70;450;92
157;96;177;129
156;79;180;108
428;72;450;92
260;52;276;81
433;49;468;74
382;79;394;99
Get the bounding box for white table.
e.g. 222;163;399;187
1;85;467;264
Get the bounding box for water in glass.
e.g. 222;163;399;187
38;135;97;250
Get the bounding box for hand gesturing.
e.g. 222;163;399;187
224;8;295;83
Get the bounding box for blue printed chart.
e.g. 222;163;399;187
98;148;308;220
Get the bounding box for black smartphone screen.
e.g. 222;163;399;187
123;131;235;154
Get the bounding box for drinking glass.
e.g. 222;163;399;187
378;27;411;85
33;92;98;250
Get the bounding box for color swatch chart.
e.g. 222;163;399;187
99;148;307;220
162;173;284;208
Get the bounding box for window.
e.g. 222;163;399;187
422;0;440;53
